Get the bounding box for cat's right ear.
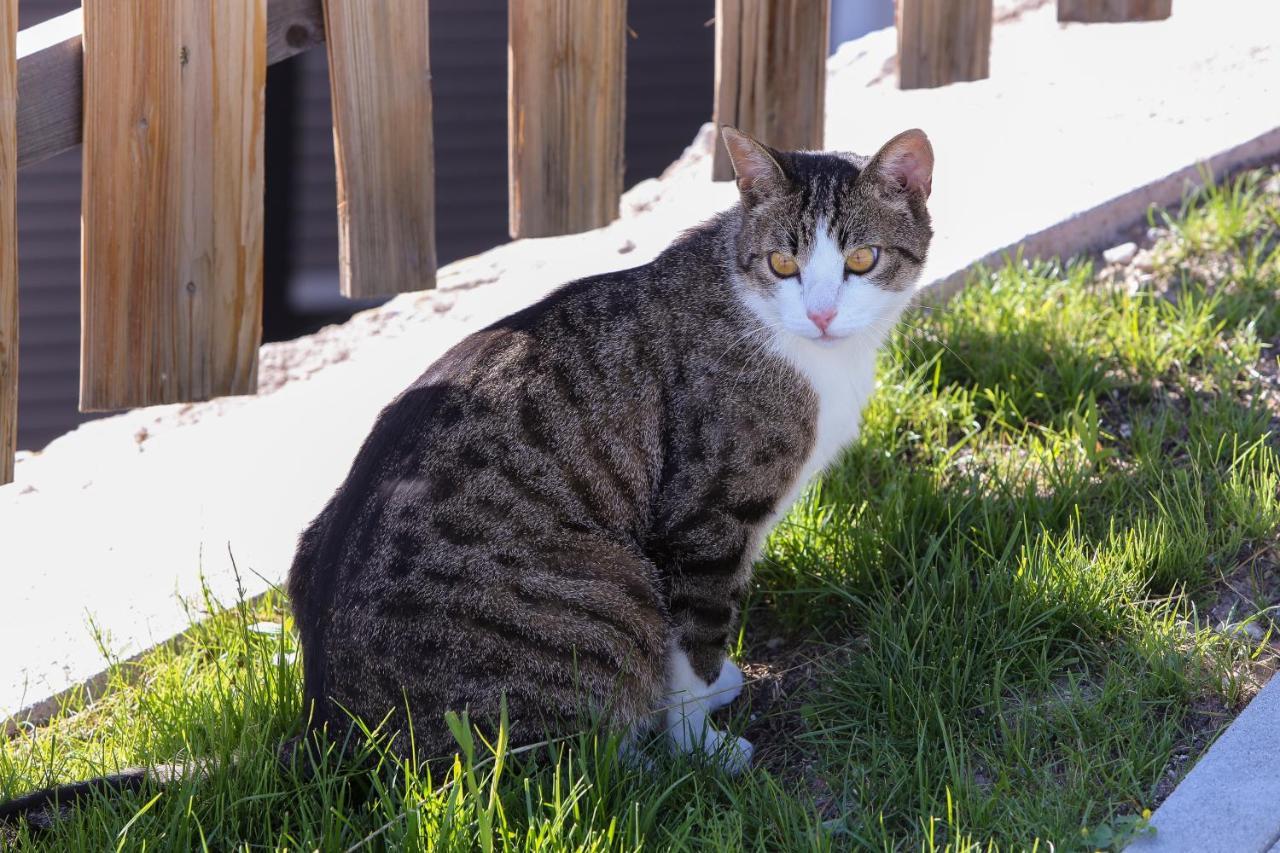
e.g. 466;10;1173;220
721;127;787;203
868;128;934;199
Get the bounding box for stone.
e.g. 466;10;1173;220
1238;621;1266;643
1104;241;1139;265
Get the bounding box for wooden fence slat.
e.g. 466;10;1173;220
712;0;829;182
322;0;435;298
1057;0;1171;22
1;0;15;483
896;0;993;90
508;0;626;238
16;0;324;172
80;0;266;411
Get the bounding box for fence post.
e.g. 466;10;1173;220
80;0;266;410
1057;0;1171;21
508;0;626;238
896;0;993;90
0;0;14;483
712;0;829;182
322;0;436;297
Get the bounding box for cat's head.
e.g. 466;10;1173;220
723;127;933;344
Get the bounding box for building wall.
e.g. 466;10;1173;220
15;0;90;446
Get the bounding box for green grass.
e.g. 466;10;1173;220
4;170;1280;851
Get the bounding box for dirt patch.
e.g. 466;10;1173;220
1152;551;1280;810
1150;694;1234;806
711;624;865;820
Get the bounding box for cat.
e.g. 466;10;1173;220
285;125;934;771
0;126;933;825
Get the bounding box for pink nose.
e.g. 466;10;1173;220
807;307;837;333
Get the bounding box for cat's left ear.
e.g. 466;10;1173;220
721;126;787;202
868;128;934;198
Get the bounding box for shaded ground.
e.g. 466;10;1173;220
3;170;1280;850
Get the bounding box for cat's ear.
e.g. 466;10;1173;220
720;126;787;201
868;129;934;198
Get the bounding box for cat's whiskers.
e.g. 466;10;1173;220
893;316;972;375
716;320;778;364
720;321;791;406
889;320;932;375
707;317;782;381
910;297;958;316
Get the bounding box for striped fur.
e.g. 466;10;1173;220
286;128;934;763
0;130;933;825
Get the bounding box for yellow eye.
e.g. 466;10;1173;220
768;251;799;277
845;246;880;275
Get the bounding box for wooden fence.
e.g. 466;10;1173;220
0;0;1172;484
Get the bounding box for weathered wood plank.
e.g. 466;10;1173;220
80;0;266;410
896;0;993;90
712;0;829;181
322;0;435;297
509;0;626;237
16;0;323;172
1057;0;1171;22
0;0;15;483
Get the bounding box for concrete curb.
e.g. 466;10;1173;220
1;589;273;739
1127;674;1280;853
926;126;1280;303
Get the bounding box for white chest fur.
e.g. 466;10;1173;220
743;333;885;567
791;339;877;486
779;336;878;505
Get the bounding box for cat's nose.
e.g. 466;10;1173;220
807;307;837;333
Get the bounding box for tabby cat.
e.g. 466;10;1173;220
287;126;934;771
0;126;933;825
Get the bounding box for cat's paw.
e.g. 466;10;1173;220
711;733;754;775
701;657;745;711
666;715;755;775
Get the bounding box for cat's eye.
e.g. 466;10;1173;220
768;251;799;277
845;246;880;275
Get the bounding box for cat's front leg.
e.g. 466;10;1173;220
700;655;745;711
669;582;747;710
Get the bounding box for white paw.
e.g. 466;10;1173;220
663;644;753;774
686;727;753;774
702;657;744;711
665;711;755;774
712;733;754;775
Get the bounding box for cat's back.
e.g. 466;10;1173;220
286;263;684;744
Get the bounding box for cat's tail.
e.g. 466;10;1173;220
0;736;322;830
0;764;188;829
